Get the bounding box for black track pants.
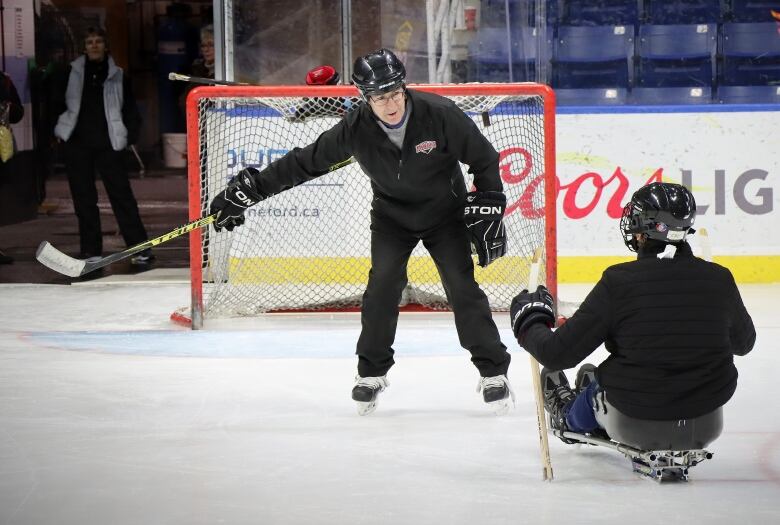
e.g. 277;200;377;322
64;142;148;256
356;216;510;378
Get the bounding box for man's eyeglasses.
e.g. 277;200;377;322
369;89;404;107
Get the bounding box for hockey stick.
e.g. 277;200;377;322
35;153;358;278
527;247;554;481
36;215;216;278
168;72;249;86
698;228;712;263
325;156;355;172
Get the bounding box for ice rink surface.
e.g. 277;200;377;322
1;280;778;525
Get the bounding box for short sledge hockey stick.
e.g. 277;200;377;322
527;247;554;481
36;215;216;278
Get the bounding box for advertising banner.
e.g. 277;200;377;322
555;110;779;281
206;107;779;282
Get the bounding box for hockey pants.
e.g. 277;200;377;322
356;216;510;378
64;142;148;256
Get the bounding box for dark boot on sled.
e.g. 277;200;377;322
541;368;578;444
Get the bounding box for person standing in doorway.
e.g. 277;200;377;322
54;27;151;266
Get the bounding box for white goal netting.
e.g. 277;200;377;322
186;84;555;328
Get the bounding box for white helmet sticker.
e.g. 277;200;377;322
667;230;686;241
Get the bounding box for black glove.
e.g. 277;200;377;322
464;191;507;267
209;167;265;232
510;285;555;340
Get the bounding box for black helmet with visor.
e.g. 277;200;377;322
620;182;697;252
351;48;406;101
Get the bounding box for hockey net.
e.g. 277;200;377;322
184;84;556;329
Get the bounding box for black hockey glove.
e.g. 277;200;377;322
464;191;507;267
510;285;555;340
209;167;265;232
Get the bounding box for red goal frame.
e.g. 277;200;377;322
183;83;556;328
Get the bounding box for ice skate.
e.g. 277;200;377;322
351;375;389;416
477;375;515;415
540;368;578;443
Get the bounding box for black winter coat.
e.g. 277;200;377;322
520;242;755;420
247;89;502;232
0;72;24;124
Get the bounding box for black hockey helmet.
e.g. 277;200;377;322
351;48;406;100
620;182;697;252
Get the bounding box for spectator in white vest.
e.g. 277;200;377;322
54;27;152;267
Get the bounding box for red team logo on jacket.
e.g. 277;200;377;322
415;140;437;154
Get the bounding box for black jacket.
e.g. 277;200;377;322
248;89;502;232
520;242;755;420
0;72;24;124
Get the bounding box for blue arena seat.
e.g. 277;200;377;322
479;0;517;27
553;25;635;88
555;87;628;106
515;27;553;82
721;22;780;85
468;26;551;82
479;0;556;29
630;86;713;105
544;0;560;26
637;24;717;87
562;1;637;26
729;1;779;22
645;0;722;24
717;85;780;104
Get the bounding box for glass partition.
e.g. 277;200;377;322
220;1;780;105
223;0;551;85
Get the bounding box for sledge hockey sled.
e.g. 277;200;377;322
552;428;713;481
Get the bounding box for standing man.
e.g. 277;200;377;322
192;25;216;80
0;70;25;264
209;49;513;415
510;182;755;450
54;27;151;266
180;24;215;112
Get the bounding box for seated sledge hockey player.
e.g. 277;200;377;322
510;182;755;455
